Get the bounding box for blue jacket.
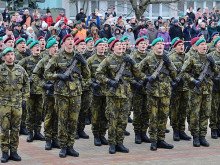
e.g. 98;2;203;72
86;16;101;29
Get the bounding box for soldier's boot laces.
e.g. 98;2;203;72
59;147;67;158
124;130;130;136
26;132;34;142
135;134;142;144
75;132;79;139
9;152;21;161
19;126;28;135
67;146;79;157
193;136;200;147
128;116;133;123
211;129;218;139
78;131;89;139
34;132;45;141
199;137;209;147
1;152;9;163
173;131;180;141
141;133;151;143
94;136;101;146
52;139;60;149
179;131;191;140
100;136;108;145
165;128;170;133
157;140;174;149
116;144;129;153
45;140;52;150
150;141;157;151
109;144;116;154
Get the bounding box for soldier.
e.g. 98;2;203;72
96;39;140;154
0;37;4;64
44;34;90;158
32;39;60;150
85;37;95;57
26;39;34;49
130;37;151;144
209;37;220;139
169;38;191;141
14;38;29;64
0;48;30;163
185;37;200;58
87;38;108;146
121;36;132;55
139;37;177;151
207;32;219;53
18;41;45;142
182;38;218;147
38;36;46;52
4;37;14;48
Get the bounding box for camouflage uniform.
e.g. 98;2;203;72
96;54;140;145
0;63;29;152
207;40;216;53
44;50;90;148
139;52;177;141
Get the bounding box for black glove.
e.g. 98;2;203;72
107;79;118;88
123;56;136;65
43;83;54;90
22;100;26;108
145;76;155;83
192;79;201;88
75;53;87;65
207;56;215;68
133;81;143;89
57;74;69;81
162;54;171;66
91;82;101;91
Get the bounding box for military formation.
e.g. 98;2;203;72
0;31;220;163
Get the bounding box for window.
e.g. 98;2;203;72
162;4;169;17
187;1;194;11
127;2;135;17
69;2;77;17
107;1;115;10
178;1;185;16
91;1;99;13
196;1;204;11
152;4;159;17
207;1;214;12
117;1;126;17
216;2;220;10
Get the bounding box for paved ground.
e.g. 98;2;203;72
2;114;220;165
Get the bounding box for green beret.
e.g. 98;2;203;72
120;39;125;42
3;47;14;56
171;37;180;46
75;20;82;24
30;41;40;49
151;37;164;46
141;36;148;40
26;39;34;46
46;39;57;49
0;37;3;41
214;37;220;47
121;36;129;41
15;38;26;45
107;37;116;44
95;39;104;47
195;38;206;46
102;38;107;42
85;37;93;43
47;36;55;43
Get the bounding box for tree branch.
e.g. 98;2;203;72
149;0;179;4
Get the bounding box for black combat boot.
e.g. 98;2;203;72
193;136;200;147
141;132;151;143
165;128;170;133
78;130;89;139
34;132;45;141
67;146;79;157
85;117;91;125
45;140;52;150
9;151;21;161
173;131;180;141
19;126;28;135
1;152;9;163
52;139;60;149
109;144;116;154
128;116;133;123
217;128;220;137
94;136;101;146
75;132;79;139
179;132;191;140
211;129;218;139
150;141;157;151
135;133;142;144
157;140;174;149
26;132;34;142
100;136;108;145
59;147;67;158
124;130;130;136
116;144;129;153
199;136;209;147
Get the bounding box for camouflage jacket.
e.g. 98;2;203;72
96;53;140;98
14;48;30;64
207;40;216;53
139;52;177;97
0;63;30;106
185;47;196;60
40;49;49;58
0;49;3;64
44;49;90;97
182;52;218;95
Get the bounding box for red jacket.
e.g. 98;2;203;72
43;16;54;27
55;14;68;24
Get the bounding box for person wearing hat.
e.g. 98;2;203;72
14;38;29;64
26;38;34;48
169;38;192;142
96;39;140;154
185;37;200;58
147;22;158;44
4;37;14;48
197;22;210;42
72;20;87;39
44;34;90;158
121;36;132;55
55;11;68;24
13;22;28;40
38;36;46;52
21;9;34;27
207;32;219;53
87;38;108;146
84;37;95;59
38;21;52;42
182;38;218;147
43;8;54;27
57;21;71;45
18;41;45;143
76;8;86;22
32;39;60;150
139;37;177;151
0;47;30;163
169;19;183;40
157;26;171;51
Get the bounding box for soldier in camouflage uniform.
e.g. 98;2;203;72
139;37;177;151
130;38;151;144
169;38;191;141
4;37;14;49
87;39;109;146
44;34;90;158
18;41;45;142
38;36;46;53
182;38;218;147
207;32;219;53
0;48;30;163
32;39;60;150
96;39;140;154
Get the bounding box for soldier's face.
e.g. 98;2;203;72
49;44;58;55
138;41;147;52
197;43;207;54
0;41;3;50
113;42;122;55
39;39;46;49
64;37;74;49
175;43;184;54
4;52;15;65
31;44;41;55
153;42;164;55
17;42;26;52
96;43;105;54
125;40;130;48
76;42;86;53
87;40;94;50
5;40;14;48
121;42;126;53
192;44;197;50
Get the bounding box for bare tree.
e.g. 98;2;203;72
69;0;89;14
130;0;179;20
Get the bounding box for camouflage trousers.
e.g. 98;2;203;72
132;94;149;134
43;95;58;140
170;90;190;132
0;105;22;152
106;97;129;145
20;104;27;128
91;96;108;136
26;94;43;133
56;95;81;148
147;95;170;141
77;90;92;132
209;92;220;130
189;92;211;137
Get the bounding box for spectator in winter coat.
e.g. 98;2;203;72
195;8;203;22
147;22;158;44
87;26;99;40
15;12;22;23
32;18;41;37
183;21;197;52
76;8;86;21
157;26;171;50
186;7;195;23
105;8;116;20
154;20;160;30
169;19;183;40
26;27;37;41
21;9;34;27
138;28;148;38
55;11;68;25
86;13;101;29
38;21;51;42
98;24;112;39
196;22;210;42
112;27;123;40
72;20;87;39
13;23;28;40
43;9;54;27
57;21;71;44
123;25;135;45
2;8;10;23
158;16;163;26
207;21;220;38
